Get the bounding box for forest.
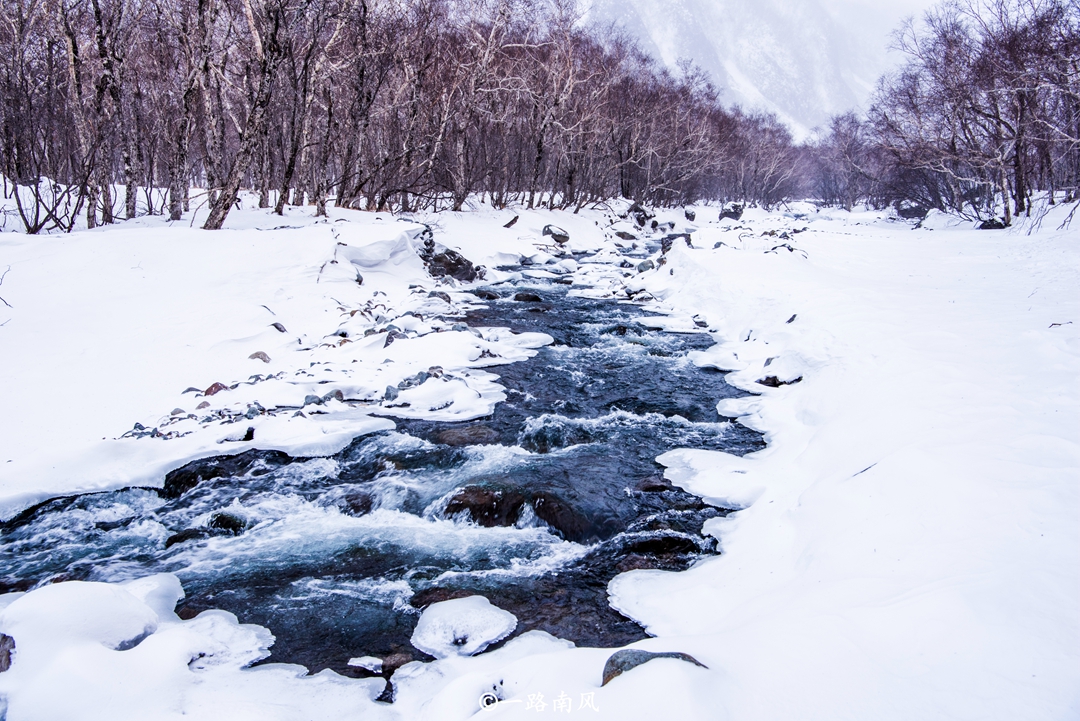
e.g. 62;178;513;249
0;0;1077;232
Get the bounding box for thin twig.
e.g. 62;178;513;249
0;265;11;308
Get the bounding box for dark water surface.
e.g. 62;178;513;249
0;278;763;675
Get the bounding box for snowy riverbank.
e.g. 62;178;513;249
1;200;1077;720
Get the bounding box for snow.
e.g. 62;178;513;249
1;196;1077;720
410;596;517;659
0;205;554;519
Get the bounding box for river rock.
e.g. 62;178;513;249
514;292;542;303
208;511;248;536
410;595;517;658
532;493;591;542
437;425;500;446
601;649;708;686
719;203;744;221
621;533;700;556
164;528;213;548
204;382;229;396
428;290;451;304
757;375;802;388
419;237;481;281
636;259;655;273
248;351;271;363
162;448;293;498
339;491;373;517
474;290;499;300
627;202;653;227
615;231;637;240
0;634;14;672
384;329;408;347
443;486;526;526
409;587;474;609
542;224;570;244
684;209;696;221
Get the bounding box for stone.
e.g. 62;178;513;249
271;322;287;333
684;209;696;221
615;231;637;240
384;330;408;347
339;491;373;517
627;202;653;227
474;290;499;300
514;292;542;303
383;386;399;401
164;528;213;548
0;633;14;672
249;351;271;363
161;448;294;498
719;203;744;221
322;389;345;403
397;371;429;389
660;233;692;254
419;237;481;281
542;224;570;244
208;511;247;536
381;652;415;677
436;425;500;446
409;587;474;609
601;649;707;686
204;382;229;396
304;394;323;406
635;475;672;492
621;533;700;556
636;259;655;273
171;408;186;416
979;218;1008;230
531;493;591;542
428;290;451;304
757;375;802;388
443;486;526;527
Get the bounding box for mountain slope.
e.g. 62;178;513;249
585;0;931;138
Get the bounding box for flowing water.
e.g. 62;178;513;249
0;275;763;676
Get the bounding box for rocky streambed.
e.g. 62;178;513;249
0;272;763;680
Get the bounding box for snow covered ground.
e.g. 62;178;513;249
1;197;1077;719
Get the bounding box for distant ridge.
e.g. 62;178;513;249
585;0;932;138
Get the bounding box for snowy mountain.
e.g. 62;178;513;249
585;0;934;138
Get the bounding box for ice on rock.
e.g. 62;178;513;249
410;595;517;659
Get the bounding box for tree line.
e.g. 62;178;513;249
2;0;1074;234
0;0;803;233
808;0;1080;224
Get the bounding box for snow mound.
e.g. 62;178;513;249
410;595;517;659
0;581;159;666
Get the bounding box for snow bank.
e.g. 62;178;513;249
0;205;557;519
607;204;1080;720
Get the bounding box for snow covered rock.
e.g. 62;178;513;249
410;595;517;659
0;581;160;669
601;649;708;686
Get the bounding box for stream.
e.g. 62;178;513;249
0;272;764;677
